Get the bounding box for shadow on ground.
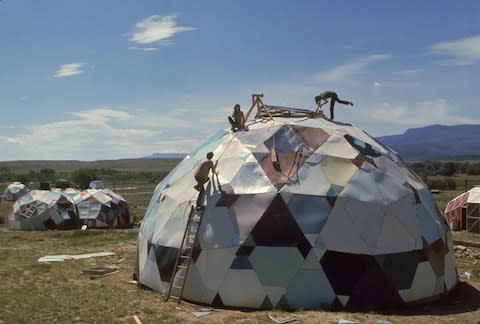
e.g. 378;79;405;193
376;282;480;316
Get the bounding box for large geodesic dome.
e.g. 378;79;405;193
8;190;79;230
136;107;457;310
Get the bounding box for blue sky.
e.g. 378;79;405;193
1;0;480;160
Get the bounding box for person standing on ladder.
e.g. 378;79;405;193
193;152;219;209
315;91;353;120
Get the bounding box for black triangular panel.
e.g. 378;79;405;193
417;237;429;262
251;194;309;247
230;255;253;269
326;196;337;207
211;293;225;308
260;296;274;309
344;134;382;158
330;296;344;310
236;245;255;256
320;251;373;296
347;259;404;309
297;235;312;259
275;295;290;310
153;245;178;283
375;250;419;290
425;238;445;277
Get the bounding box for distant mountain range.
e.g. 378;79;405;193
376;124;480;160
143;125;480;161
145;153;187;159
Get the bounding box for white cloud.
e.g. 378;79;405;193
0;136;23;144
315;54;391;82
372;80;419;88
130;15;195;45
370;99;480;126
0;108;163;160
72;109;134;123
54;63;85;78
430;35;480;65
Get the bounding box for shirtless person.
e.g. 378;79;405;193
315;91;353;120
194;152;218;208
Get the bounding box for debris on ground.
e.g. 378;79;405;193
192;311;211;318
458;269;472;279
338;320;356;324
38;252;115;262
454;245;480;260
376;320;393;324
132;315;142;324
82;266;119;279
268;314;298;323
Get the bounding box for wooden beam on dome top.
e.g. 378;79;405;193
244;93;274;122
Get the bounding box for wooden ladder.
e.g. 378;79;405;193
165;206;204;302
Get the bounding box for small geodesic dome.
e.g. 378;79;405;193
445;185;480;232
2;182;29;201
8;190;78;230
73;189;132;228
136;105;457;310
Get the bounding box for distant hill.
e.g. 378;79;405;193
145;153;187;159
377;124;480;160
0;158;182;173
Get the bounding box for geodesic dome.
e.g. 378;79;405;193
8;190;78;230
2;182;29;202
73;189;132;228
136;112;457;310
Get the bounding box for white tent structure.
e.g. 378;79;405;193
2;182;29;201
73;189;132;228
8;190;78;230
445;185;480;232
135;98;457;310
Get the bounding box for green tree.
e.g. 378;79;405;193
39;168;56;182
71;168;97;189
439;162;457;176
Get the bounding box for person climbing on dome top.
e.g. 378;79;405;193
315;91;353;121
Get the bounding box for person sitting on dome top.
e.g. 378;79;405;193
315;91;353;121
228;104;248;132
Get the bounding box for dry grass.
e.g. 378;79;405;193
0;228;479;323
0;183;480;323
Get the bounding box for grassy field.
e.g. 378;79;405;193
1;167;480;323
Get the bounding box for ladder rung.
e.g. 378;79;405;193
172;285;183;289
169;295;181;299
177;265;188;269
176;275;185;279
180;255;191;259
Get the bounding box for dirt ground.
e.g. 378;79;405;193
0;227;479;324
